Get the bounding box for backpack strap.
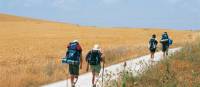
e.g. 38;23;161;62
149;38;155;44
86;50;92;62
76;43;82;51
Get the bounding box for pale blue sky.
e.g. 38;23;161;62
0;0;200;29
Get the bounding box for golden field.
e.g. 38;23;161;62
0;14;198;87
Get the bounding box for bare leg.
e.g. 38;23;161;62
163;51;166;58
92;71;95;85
166;48;169;56
151;52;155;59
150;53;153;59
71;75;75;86
152;53;154;59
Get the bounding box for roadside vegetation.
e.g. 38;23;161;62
110;37;200;87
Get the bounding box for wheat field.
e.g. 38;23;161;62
0;14;197;87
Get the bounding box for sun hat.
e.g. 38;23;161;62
92;44;101;50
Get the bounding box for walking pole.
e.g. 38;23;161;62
62;57;69;87
122;62;127;87
66;64;69;87
102;62;105;87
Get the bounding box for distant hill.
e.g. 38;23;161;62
0;13;36;21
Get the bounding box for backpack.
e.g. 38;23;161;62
149;38;157;50
160;34;169;44
65;42;80;64
87;50;101;65
162;34;169;40
168;38;173;45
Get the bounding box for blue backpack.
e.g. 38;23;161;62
160;34;169;44
62;42;80;64
168;39;173;45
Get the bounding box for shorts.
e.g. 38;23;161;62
149;48;156;53
69;64;79;76
90;64;101;74
162;45;169;52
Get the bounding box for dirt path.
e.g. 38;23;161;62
42;48;181;87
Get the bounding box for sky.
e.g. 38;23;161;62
0;0;200;30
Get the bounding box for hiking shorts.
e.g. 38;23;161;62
69;64;79;76
90;64;101;74
162;45;169;52
149;48;156;53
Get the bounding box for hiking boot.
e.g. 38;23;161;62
72;84;75;87
92;84;96;87
151;59;155;62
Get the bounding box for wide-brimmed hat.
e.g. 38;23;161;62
72;40;78;43
92;44;101;50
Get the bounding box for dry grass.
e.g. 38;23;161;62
0;13;197;87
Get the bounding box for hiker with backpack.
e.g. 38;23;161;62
86;44;105;87
149;34;158;59
65;40;83;87
160;32;173;57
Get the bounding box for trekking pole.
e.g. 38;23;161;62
60;57;69;87
66;64;69;87
102;62;105;87
122;62;127;87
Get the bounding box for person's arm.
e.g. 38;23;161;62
101;52;105;71
86;61;89;72
160;35;164;43
155;40;158;45
65;44;69;57
101;55;105;63
80;52;83;69
100;50;105;64
65;51;68;57
148;39;151;48
77;43;83;69
86;51;90;72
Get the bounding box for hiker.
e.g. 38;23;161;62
149;34;158;59
86;44;105;87
160;32;170;57
65;40;83;87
